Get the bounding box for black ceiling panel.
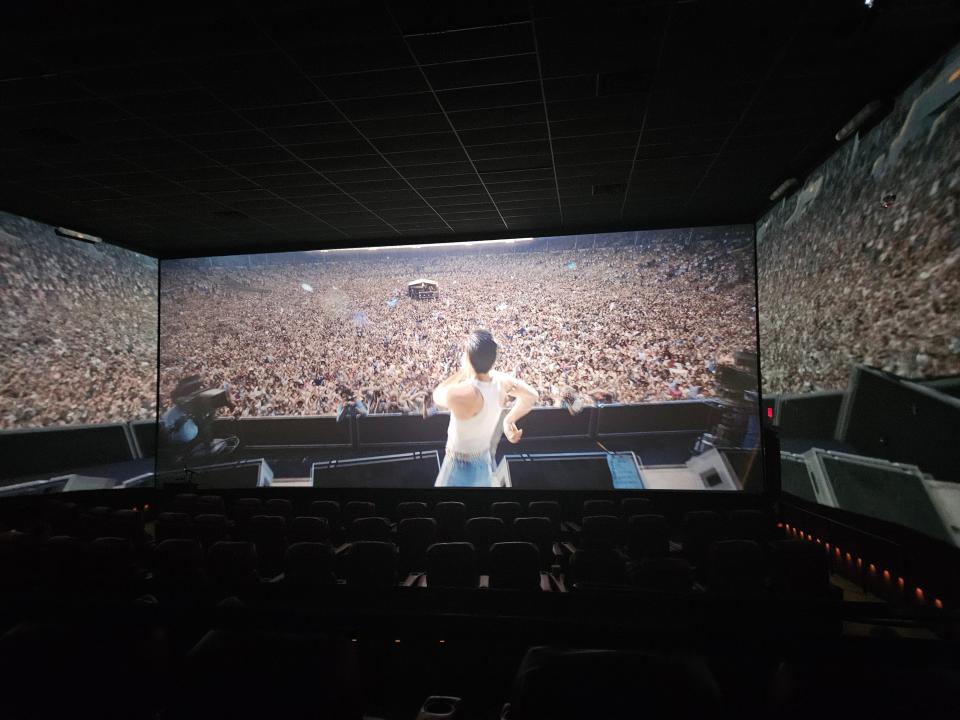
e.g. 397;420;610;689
1;0;958;257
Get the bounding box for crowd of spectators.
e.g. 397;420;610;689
0;212;158;429
160;234;757;417
757;54;960;395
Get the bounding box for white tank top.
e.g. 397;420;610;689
445;376;504;459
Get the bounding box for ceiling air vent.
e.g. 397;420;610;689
592;183;627;196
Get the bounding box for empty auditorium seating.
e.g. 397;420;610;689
230;498;262;538
513;517;557;569
194;513;229;548
526;501;561;534
434;501;467;541
630;557;694;593
580;515;624;549
249;515;287;576
397;517;437;574
769;540;833;598
343;541;397;588
424;542;478;589
727;509;772;544
196;494;226;515
310;500;341;527
207;541;259;593
155;511;195;542
620;497;653;517
344;501;376;524
582;499;616;519
289;515;330;544
626;514;670;560
350;516;392;542
283;542;336;590
86;537;136;588
37;535;86;589
264;498;293;520
488;542;543;591
491;501;523;526
465;516;507;572
396;501;429;520
681;510;724;567
152;538;206;591
173;493;200;516
107;509;147;547
707;540;765;594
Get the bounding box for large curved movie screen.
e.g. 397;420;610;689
0;211;158;492
158;226;762;491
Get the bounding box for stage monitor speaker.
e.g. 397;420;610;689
159;459;273;490
312;451;440;488
496;453;622;490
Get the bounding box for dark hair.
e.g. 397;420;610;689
465;329;497;374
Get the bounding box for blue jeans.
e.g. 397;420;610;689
435;454;495;487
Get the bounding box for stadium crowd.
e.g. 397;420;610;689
160;233;757;417
0;212;158;430
757;59;960;395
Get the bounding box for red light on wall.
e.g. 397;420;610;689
915;587;925;603
882;570;891;583
767;407;774;418
934;598;944;610
776;522;783;529
867;563;876;574
825;542;830;552
856;557;862;569
834;547;841;557
845;552;852;564
897;577;905;590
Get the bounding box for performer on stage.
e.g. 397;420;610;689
433;329;538;487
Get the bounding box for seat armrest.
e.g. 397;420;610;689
402;573;423;588
478;575;490;589
334;542;351;555
538;572;553;592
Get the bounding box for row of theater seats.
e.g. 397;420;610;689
0;495;834;600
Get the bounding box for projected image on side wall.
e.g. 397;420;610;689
0;211;158;494
757;42;960;545
158;226;761;491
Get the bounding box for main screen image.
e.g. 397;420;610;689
159;226;762;491
757;43;960;545
0;210;158;492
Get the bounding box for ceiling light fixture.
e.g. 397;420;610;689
768;178;798;202
835;100;885;142
55;227;102;244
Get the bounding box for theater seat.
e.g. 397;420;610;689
283;542;336;589
310;500;341;528
626;514;670;560
582;499;616;520
108;509;148;548
0;530;37;591
397;501;429;520
435;501;467;541
155;511;195;542
491;501;523;527
289;516;330;544
526;501;561;535
86;537;136;588
630;557;693;593
38;535;86;589
343;541;397;588
580;515;624;549
568;547;627;589
397;517;437;574
264;498;293;521
465;517;507;572
425;542;478;589
207;541;259;593
488;542;543;591
681;510;723;567
194;513;229;548
350;516;392;542
727;509;772;544
513;517;557;568
230;498;262;537
173;492;200;516
249;515;287;576
197;495;226;515
620;497;653;518
707;540;765;594
344;501;376;524
504;647;721;719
